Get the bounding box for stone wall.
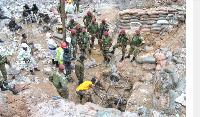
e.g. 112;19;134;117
117;7;186;34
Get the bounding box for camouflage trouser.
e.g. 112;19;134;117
128;46;140;57
57;88;69;99
64;63;71;76
0;65;7;81
80;43;90;53
74;1;80;12
102;46;110;59
90;34;98;48
72;44;77;58
113;43;127;58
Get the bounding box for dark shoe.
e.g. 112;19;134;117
55;61;59;68
103;57;107;63
119;58;124;62
0;85;8;91
69;77;74;82
34;68;40;71
125;55;130;58
30;70;35;75
89;49;91;55
130;57;135;62
109;50;114;54
9;88;19;95
52;59;55;64
106;59;110;65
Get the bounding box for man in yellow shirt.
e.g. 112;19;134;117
76;78;101;103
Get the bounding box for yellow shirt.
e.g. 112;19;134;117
76;81;93;91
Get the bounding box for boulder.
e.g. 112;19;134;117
122;111;138;117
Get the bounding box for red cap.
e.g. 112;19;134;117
104;31;108;36
59;64;65;70
71;29;76;34
102;19;105;23
76;24;80;29
82;28;86;32
87;11;91;15
91;18;95;23
136;29;140;35
70;19;74;22
121;29;125;34
61;43;68;48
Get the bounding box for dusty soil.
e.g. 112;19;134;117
0;1;186;116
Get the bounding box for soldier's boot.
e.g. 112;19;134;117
30;70;35;75
52;59;55;64
34;68;40;71
119;57;124;62
9;88;19;95
89;49;92;55
106;59;110;65
125;55;130;58
55;61;59;68
109;50;114;54
103;57;107;63
0;85;8;91
130;57;136;62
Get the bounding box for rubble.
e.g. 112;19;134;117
43;67;52;75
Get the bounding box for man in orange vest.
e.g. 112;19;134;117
76;78;102;103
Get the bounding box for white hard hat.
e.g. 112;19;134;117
46;32;52;38
21;43;29;48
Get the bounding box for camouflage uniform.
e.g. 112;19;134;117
49;71;69;99
74;0;80;12
0;55;10;82
127;34;145;57
75;58;84;85
99;23;109;39
83;14;95;29
73;26;83;47
80;32;91;54
88;22;99;48
66;21;79;30
70;34;77;58
102;35;111;62
112;34;129;59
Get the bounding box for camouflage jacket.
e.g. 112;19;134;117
66;21;79;30
70;34;77;46
99;23;109;34
49;71;68;90
75;59;84;78
117;34;129;45
0;55;10;66
80;32;90;44
83;14;95;26
102;35;111;48
88;22;99;34
129;34;145;47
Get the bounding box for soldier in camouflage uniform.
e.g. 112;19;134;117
70;29;77;59
73;24;83;48
99;19;109;49
79;28;91;55
88;18;99;49
83;11;95;29
110;29;129;62
49;64;69;99
102;31;112;65
66;19;79;31
125;30;145;62
0;55;18;94
75;55;86;85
